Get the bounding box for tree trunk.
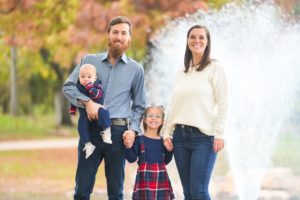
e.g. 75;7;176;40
40;47;73;126
54;91;72;126
10;46;18;116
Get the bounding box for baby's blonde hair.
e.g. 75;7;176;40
79;64;97;74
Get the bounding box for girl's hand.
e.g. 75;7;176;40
213;138;224;153
164;138;173;151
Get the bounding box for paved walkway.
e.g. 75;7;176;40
0;138;78;151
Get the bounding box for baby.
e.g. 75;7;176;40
70;64;112;159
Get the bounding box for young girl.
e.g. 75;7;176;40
125;105;175;200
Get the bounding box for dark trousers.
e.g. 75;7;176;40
78;108;111;144
173;124;217;200
74;123;127;200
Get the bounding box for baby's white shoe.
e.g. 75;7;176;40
101;128;112;144
83;142;95;159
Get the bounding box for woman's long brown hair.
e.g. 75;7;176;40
184;25;212;73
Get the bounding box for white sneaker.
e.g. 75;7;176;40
83;142;95;159
101;128;112;144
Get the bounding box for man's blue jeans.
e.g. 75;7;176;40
173;124;217;200
74;122;127;200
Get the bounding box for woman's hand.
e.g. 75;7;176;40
164;138;174;152
213;138;224;153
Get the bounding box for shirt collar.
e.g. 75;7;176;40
101;51;129;64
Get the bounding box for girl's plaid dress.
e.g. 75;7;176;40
132;136;175;200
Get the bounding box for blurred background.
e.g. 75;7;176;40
0;0;300;199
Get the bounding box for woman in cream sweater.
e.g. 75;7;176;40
163;25;228;200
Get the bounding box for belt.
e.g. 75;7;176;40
111;118;128;126
177;124;198;131
177;124;204;134
177;124;194;128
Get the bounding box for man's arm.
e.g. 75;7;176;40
129;66;146;133
62;58;104;120
123;66;146;148
79;99;103;121
62;61;90;108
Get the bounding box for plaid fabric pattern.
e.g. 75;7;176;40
133;137;175;200
69;80;103;115
85;80;103;100
69;104;77;115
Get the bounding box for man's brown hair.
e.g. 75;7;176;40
107;16;132;35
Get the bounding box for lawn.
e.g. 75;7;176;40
0;114;299;199
273;131;300;174
0;114;77;141
0;148;138;200
0;149;77;199
0;148;120;199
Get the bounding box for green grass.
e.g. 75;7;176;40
0;150;75;179
0;149;126;200
0;132;298;200
273;131;300;174
0;114;77;140
0;193;73;200
212;131;300;176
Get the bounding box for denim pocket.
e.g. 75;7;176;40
172;125;182;142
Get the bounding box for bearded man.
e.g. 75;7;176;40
62;16;146;200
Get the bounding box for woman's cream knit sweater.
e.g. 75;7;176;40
163;61;228;139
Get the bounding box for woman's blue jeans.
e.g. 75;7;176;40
173;124;217;200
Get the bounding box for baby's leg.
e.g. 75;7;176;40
97;108;112;144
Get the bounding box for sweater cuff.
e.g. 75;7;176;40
162;126;174;140
214;135;224;140
214;129;224;140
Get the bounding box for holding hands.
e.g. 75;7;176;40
164;137;174;152
163;137;224;153
123;130;136;148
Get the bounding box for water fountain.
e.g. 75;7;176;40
145;1;300;199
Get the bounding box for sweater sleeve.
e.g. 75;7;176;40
85;82;103;100
124;137;140;163
162;70;181;140
162;94;176;139
211;63;228;139
164;147;173;165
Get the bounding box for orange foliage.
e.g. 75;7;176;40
275;0;299;13
129;0;208;14
1;0;210;65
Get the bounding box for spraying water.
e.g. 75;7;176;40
145;2;300;200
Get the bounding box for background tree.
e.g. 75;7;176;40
6;0;296;130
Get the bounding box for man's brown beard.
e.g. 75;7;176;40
108;39;130;59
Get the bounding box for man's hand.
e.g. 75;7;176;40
80;100;104;121
123;130;136;148
164;137;174;152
